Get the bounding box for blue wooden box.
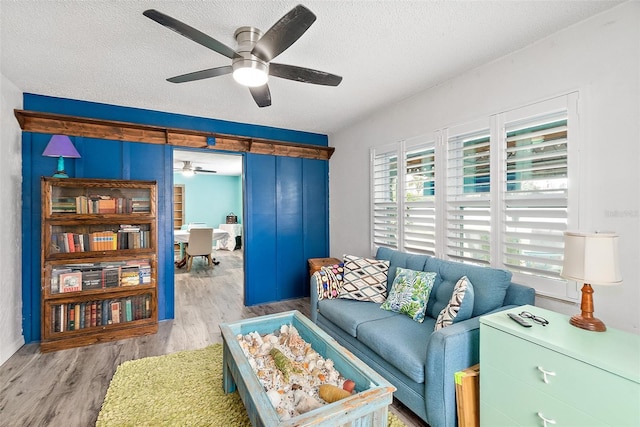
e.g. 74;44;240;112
220;310;396;426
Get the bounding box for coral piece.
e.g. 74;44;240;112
270;348;300;382
319;384;352;403
343;379;356;393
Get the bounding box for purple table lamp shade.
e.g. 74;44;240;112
42;135;81;178
42;135;81;158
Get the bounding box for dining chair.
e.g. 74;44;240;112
185;227;214;272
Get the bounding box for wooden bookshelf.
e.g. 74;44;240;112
40;177;158;352
173;184;185;230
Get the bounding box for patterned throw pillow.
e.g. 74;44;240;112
380;267;437;322
338;255;390;303
434;276;475;331
314;263;344;300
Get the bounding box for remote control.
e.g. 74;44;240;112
507;313;532;327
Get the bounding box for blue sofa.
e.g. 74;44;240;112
310;247;535;427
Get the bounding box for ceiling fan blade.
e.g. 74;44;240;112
195;167;217;174
249;84;272;108
269;63;342;86
167;66;233;83
251;5;316;63
143;9;236;59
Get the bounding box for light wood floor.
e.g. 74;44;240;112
0;250;427;427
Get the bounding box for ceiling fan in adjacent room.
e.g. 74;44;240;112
143;4;342;108
174;161;217;177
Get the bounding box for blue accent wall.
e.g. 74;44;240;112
174;173;243;227
21;93;330;343
244;154;329;305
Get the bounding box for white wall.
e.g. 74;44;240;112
329;2;640;334
0;72;25;365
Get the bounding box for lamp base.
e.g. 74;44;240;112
52;156;69;178
570;283;607;332
569;314;606;332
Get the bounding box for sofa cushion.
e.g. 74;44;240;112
375;247;429;292
314;263;344;300
318;299;397;337
339;255;389;303
357;315;435;383
380;268;437;322
425;257;512;317
434;276;475;331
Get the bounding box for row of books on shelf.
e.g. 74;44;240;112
51;227;151;253
51;260;152;293
51;295;152;333
52;195;150;214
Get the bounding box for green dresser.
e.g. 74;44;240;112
480;305;640;426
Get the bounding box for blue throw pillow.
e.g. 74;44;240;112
380;267;437;323
434;276;475;331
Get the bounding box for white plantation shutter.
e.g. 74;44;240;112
503;114;568;280
446;129;491;265
403;141;436;255
371;146;399;249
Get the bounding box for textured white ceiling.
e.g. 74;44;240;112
1;1;622;136
173;149;242;176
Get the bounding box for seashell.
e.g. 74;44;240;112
307;360;316;372
319;384;352;403
316;359;324;368
267;389;281;407
297;395;323;414
324;359;334;370
268;334;279;344
280;324;289;335
260;342;272;354
343;379;356;393
327;371;339;383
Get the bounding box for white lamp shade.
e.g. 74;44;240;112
561;231;622;285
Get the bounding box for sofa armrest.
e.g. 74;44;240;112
310;274;320;323
424;316;481;427
504;282;535;306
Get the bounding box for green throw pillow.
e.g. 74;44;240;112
380;267;437;323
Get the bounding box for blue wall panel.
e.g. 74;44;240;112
20;93;329;342
245;154;277;305
276;157;304;300
303;158;330;297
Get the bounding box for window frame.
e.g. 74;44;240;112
369;93;580;301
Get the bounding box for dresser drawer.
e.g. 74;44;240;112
481;324;639;425
480;402;520;427
482;364;605;426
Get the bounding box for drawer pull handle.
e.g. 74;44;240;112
537;366;556;384
537;412;557;427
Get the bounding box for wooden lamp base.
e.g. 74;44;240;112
571;283;606;332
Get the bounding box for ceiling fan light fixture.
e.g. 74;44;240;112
232;61;268;87
181;169;194;177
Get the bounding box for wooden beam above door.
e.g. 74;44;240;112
14;109;335;161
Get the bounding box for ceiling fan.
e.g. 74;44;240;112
143;4;342;108
174;161;217;177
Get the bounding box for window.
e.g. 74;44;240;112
503;115;568;280
446;126;491;265
371;145;399;249
370;93;579;300
403;139;436;255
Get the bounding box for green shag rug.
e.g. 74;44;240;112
97;344;407;427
